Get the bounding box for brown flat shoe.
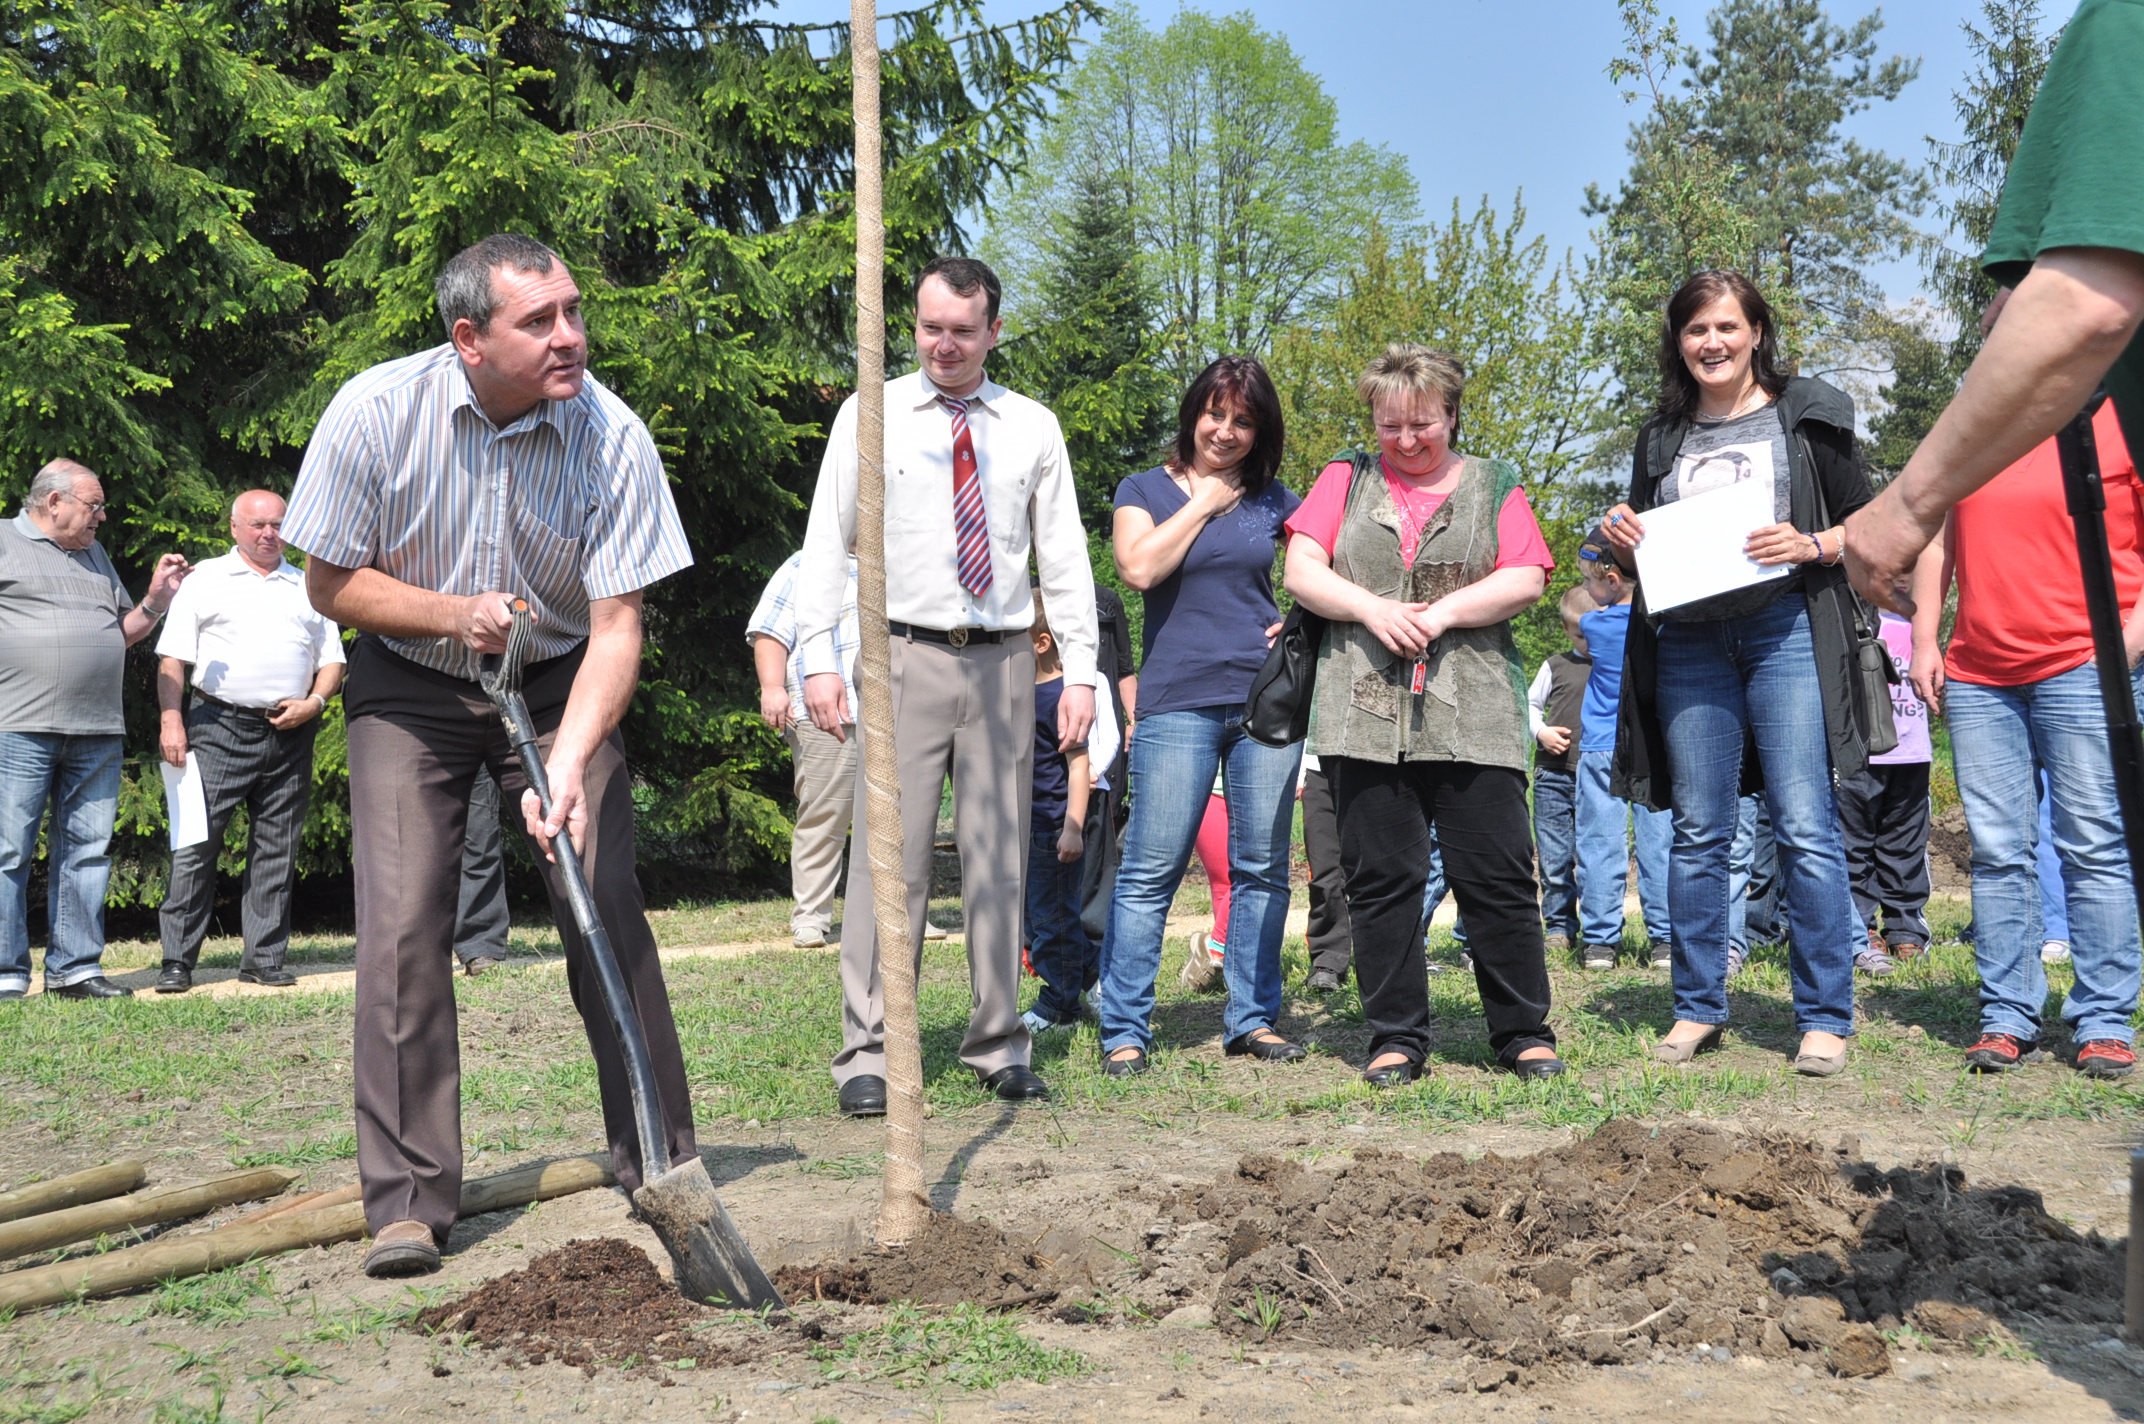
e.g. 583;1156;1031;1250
362;1219;441;1278
1792;1050;1848;1078
1651;1023;1723;1065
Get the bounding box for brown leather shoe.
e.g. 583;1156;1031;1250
362;1219;441;1278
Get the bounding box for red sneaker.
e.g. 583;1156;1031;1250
1962;1032;2038;1072
2075;1040;2137;1079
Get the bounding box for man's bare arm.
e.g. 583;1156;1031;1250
1846;247;2144;610
157;657;190;768
306;557;514;653
522;591;643;860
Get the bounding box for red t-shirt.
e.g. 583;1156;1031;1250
1285;457;1556;571
1947;403;2143;687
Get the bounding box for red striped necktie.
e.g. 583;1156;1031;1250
940;394;994;595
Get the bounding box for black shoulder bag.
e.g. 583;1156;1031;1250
1807;438;1898;758
1242;463;1357;748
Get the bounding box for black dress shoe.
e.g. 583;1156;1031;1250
978;1064;1051;1101
1306;968;1343;994
155;963;192;994
1510;1055;1567;1080
1101;1047;1148;1078
239;966;297;987
838;1074;887;1117
1225;1030;1306;1062
49;976;132;1000
1363;1057;1422;1088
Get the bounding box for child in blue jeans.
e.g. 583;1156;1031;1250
1527;584;1597;956
1575;529;1673;969
1024;594;1098;1035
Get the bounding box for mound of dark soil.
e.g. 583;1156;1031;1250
1167;1122;2118;1376
417;1238;830;1371
772;1213;1068;1307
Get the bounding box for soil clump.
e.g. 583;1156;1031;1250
417;1238;830;1371
780;1123;2123;1382
1177;1122;2118;1376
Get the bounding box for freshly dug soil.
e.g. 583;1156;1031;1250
771;1212;1073;1307
1929;803;1973;891
1173;1122;2119;1375
416;1238;829;1371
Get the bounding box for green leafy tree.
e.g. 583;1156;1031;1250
1586;0;1927;441
986;7;1418;377
0;0;1093;908
1866;4;2055;480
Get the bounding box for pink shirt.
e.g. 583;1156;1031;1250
1286;457;1556;571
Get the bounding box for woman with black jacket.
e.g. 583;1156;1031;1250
1599;270;1878;1077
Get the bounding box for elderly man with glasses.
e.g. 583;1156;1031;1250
0;459;190;999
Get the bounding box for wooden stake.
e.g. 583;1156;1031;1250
0;1155;613;1314
852;0;930;1246
0;1168;295;1263
0;1161;146;1226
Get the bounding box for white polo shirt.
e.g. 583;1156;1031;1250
156;551;346;709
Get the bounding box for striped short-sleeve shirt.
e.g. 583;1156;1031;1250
283;344;693;681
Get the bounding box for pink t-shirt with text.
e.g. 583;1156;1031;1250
1285;457;1557;571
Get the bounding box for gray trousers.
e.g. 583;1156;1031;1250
158;700;316;972
834;634;1035;1086
344;637;695;1242
454;768;511;963
785;718;856;936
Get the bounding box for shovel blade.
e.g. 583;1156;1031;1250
631;1156;784;1310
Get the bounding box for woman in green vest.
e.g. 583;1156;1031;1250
1598;270;1875;1078
1281;344;1564;1084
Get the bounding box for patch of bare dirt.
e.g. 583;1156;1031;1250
417;1237;833;1371
1176;1122;2119;1378
1930;803;1973;891
771;1212;1097;1308
779;1123;2124;1386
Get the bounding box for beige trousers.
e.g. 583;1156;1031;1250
784;717;856;935
833;634;1035;1085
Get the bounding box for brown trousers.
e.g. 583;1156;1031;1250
345;637;696;1242
834;633;1036;1086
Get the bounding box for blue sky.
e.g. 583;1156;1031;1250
767;0;2068;304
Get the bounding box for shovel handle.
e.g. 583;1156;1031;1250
483;608;673;1182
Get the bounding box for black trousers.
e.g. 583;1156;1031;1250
1077;780;1123;944
1300;764;1354;977
454;767;511;963
1835;761;1932;947
1329;757;1555;1068
158;700;317;972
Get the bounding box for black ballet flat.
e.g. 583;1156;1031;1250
1509;1055;1568;1080
1362;1057;1423;1088
1224;1030;1306;1063
1101;1047;1149;1079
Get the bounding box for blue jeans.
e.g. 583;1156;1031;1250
1655;595;1859;1035
1417;839;1470;947
1532;768;1578;938
1949;662;2144;1046
2037;771;2070;943
1100;707;1301;1052
0;732;123;991
1026;821;1094;1025
1575;749;1672;946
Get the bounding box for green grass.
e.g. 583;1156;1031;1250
814;1303;1088;1389
4;886;2139;1196
117;1267;280;1327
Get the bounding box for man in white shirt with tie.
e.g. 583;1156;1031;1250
797;256;1098;1114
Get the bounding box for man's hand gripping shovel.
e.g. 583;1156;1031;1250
479;599;782;1309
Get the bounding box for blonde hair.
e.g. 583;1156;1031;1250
1558;584;1597;623
1356;343;1465;426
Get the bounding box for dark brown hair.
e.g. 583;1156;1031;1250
1171;356;1285;495
1655;270;1788;423
914;256;1002;324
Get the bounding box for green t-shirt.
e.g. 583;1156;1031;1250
1982;0;2144;456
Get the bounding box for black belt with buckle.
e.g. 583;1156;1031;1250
192;689;277;717
886;621;1010;649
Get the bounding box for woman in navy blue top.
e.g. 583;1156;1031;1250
1097;356;1305;1076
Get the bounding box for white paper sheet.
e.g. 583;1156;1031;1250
1630;478;1790;613
161;753;210;850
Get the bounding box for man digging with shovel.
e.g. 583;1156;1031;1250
284;233;704;1281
